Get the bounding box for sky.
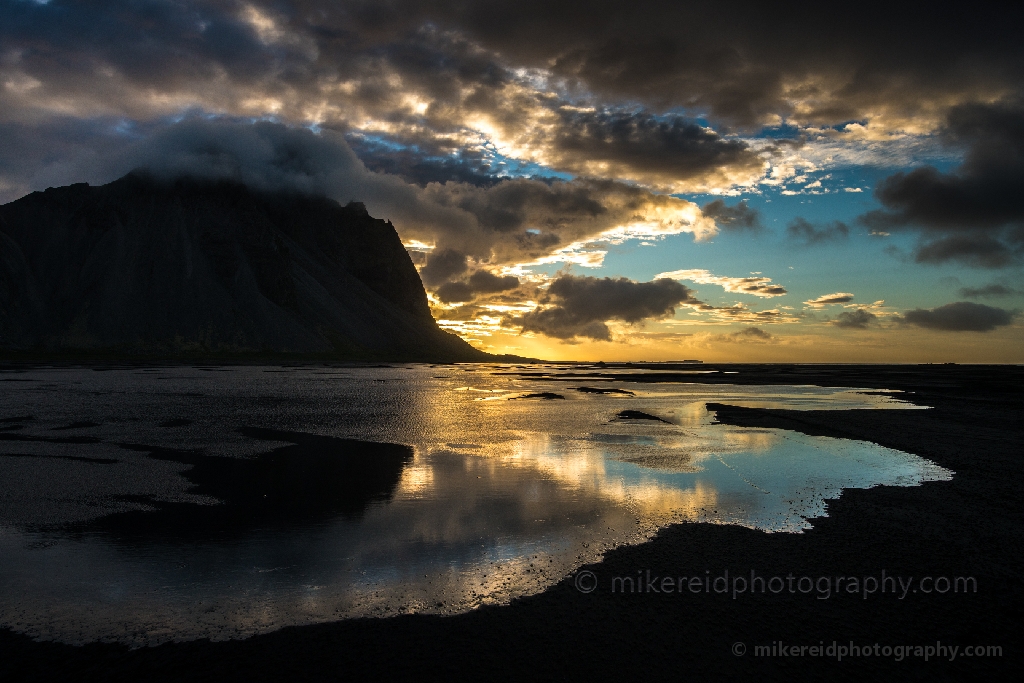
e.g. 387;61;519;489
1;1;1022;362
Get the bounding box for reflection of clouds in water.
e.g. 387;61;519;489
1;447;635;645
473;406;946;535
0;365;948;646
718;427;782;452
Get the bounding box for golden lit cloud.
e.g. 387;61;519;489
804;292;855;308
655;269;788;298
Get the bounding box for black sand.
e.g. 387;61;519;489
615;409;672;423
2;364;1021;681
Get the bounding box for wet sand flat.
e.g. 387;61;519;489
1;363;1020;681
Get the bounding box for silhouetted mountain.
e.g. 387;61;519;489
0;173;485;360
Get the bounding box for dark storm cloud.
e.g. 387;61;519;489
913;235;1019;269
833;309;877;329
547;109;761;183
787;218;849;245
419;248;468;287
860;102;1024;268
901;302;1015;332
6;1;1024;138
432;282;474;303
0;1;513;147
306;24;766;189
514;275;696;340
425;177;606;234
466;270;520;294
869;103;1024;229
467;269;519;293
342;0;1024;127
0;0;285;108
8;0;1020;222
959;284;1021;299
434;270;520;303
346;136;500;188
512;230;561;251
368;24;510;97
700;199;762;232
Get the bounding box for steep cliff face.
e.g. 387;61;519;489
0;173;484;360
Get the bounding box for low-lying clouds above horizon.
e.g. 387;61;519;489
833;309;878;329
804;293;855;308
655;269;787;298
513;275;696;341
1;0;1022;361
901;302;1015;332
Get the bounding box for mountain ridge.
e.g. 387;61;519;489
0;173;491;362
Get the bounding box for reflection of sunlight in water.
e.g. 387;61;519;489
0;365;950;646
396;459;435;496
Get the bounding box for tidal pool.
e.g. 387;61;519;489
0;365;950;645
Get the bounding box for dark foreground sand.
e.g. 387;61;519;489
3;364;1021;681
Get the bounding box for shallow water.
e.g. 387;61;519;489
0;365;950;645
